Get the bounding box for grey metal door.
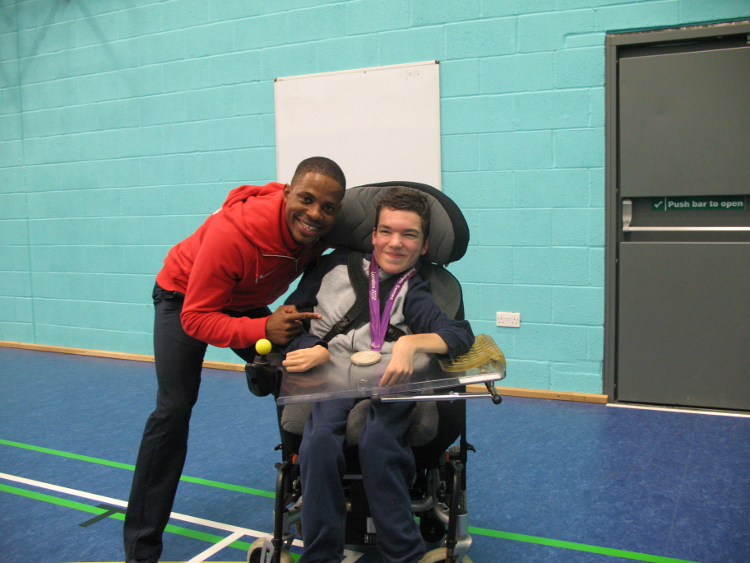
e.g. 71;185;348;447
605;23;750;411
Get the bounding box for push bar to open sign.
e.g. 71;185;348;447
621;199;750;232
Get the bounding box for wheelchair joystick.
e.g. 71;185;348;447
245;339;279;397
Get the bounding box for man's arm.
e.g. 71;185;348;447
179;227;265;348
266;305;323;345
180;220;319;348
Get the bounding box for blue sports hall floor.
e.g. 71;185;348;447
1;345;749;563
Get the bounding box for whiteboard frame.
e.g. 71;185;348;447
274;61;442;190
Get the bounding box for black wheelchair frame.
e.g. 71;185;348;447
244;181;504;563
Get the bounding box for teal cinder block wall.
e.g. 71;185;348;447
1;0;748;392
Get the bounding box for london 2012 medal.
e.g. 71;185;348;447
356;257;417;368
351;350;382;366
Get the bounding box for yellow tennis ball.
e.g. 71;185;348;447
255;338;272;355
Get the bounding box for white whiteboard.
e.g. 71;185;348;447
275;61;441;190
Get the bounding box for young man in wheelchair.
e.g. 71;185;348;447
281;187;475;563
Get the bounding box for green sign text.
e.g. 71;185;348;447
652;196;746;211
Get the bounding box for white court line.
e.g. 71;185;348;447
186;531;245;563
0;472;301;547
607;403;750;418
0;472;129;509
342;549;365;562
0;472;364;563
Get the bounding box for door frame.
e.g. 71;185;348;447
603;19;750;402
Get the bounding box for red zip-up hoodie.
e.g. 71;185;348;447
155;183;327;349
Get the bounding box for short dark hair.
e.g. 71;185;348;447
375;187;431;239
291;156;346;192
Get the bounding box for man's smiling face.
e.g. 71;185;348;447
283;172;344;245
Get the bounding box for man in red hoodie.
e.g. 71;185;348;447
124;156;346;563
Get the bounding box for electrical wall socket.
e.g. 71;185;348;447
496;312;521;327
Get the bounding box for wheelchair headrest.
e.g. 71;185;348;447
322;181;470;265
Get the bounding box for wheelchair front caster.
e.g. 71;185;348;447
420;547;474;563
247;537;293;563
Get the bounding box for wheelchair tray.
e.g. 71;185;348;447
275;350;505;405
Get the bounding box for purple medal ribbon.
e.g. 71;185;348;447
368;256;417;352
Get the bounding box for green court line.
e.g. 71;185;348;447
0;438;274;498
0;482;106;515
1;439;702;563
178;474;273;498
0;438;136;470
0;483;304;560
469;526;701;563
0;482;252;552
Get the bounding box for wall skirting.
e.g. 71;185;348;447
0;340;609;404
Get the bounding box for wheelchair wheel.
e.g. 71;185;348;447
247;538;294;563
419;511;446;543
421;547;474;563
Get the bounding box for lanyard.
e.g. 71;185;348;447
368;256;417;351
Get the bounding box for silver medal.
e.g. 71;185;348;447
351;350;382;366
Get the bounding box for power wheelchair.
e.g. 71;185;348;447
245;182;506;563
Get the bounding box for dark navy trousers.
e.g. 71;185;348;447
298;398;424;563
123;284;267;562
